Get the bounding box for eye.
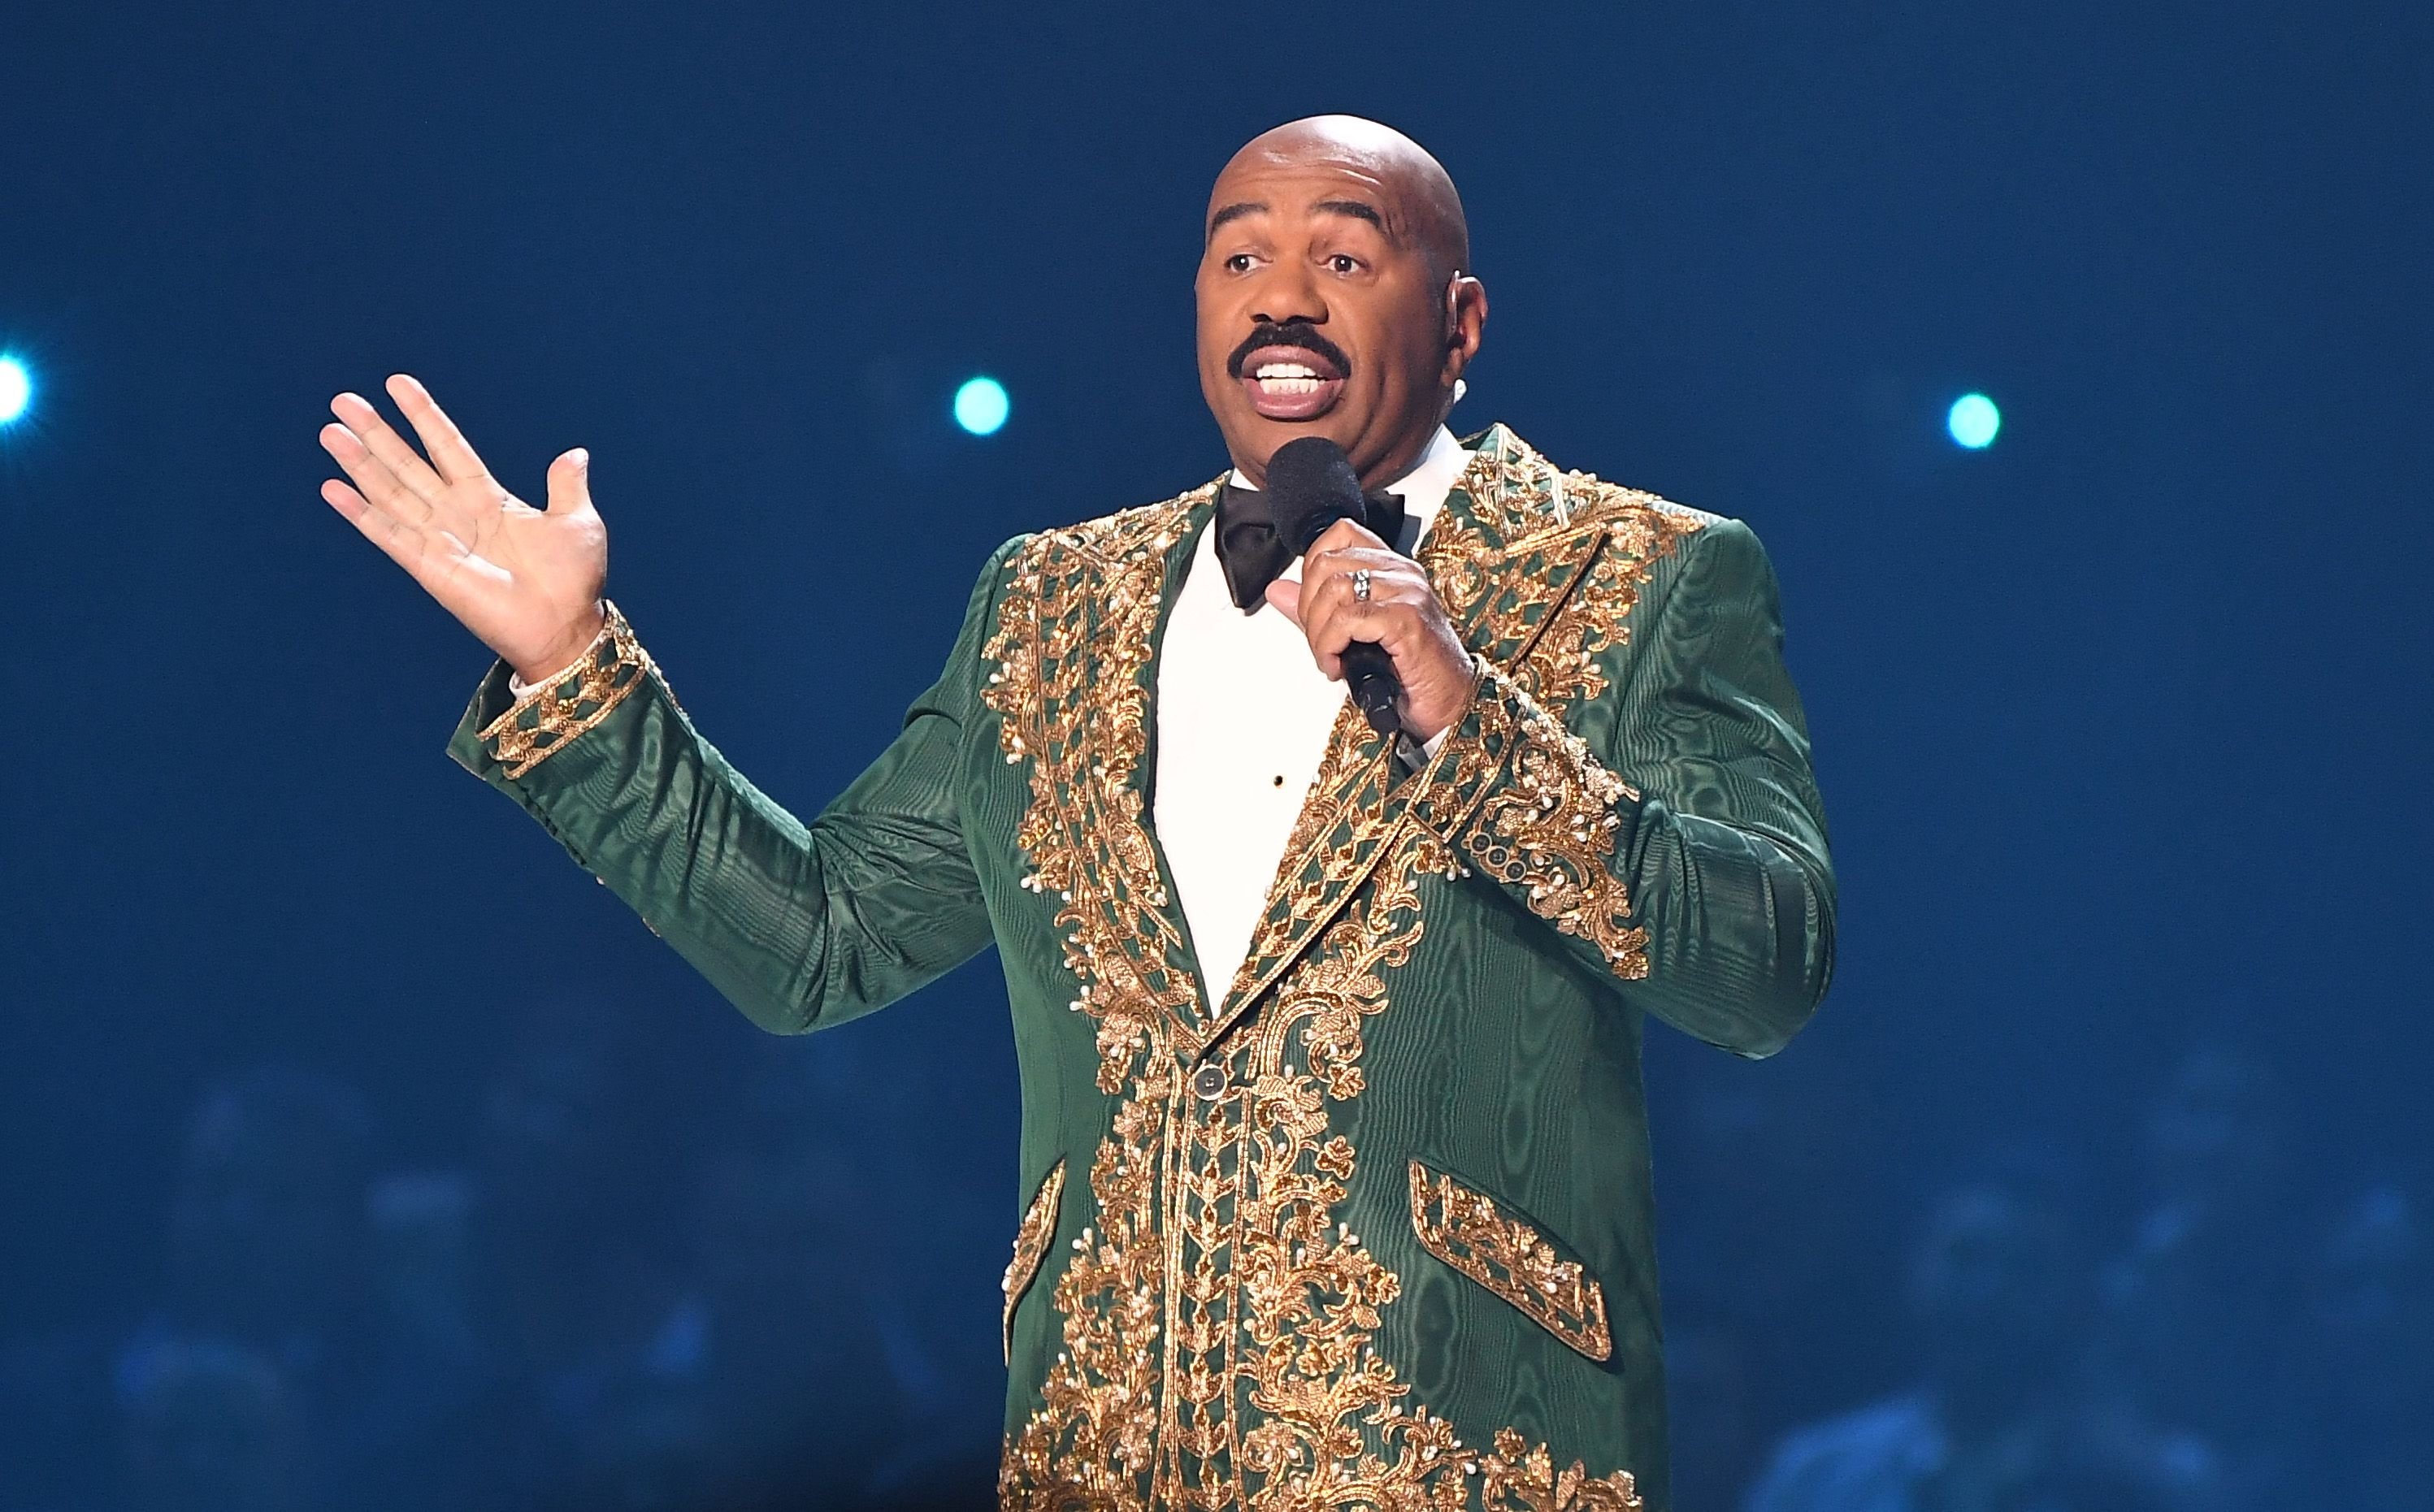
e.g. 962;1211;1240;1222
1327;253;1362;275
1224;253;1258;274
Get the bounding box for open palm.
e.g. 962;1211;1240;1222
319;375;607;681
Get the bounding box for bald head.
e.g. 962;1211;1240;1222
1195;116;1488;489
1212;115;1470;283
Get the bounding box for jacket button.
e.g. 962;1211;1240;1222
1191;1064;1229;1101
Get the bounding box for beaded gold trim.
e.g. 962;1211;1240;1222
477;602;652;779
1457;679;1651;981
1003;1159;1065;1365
1409;1159;1614;1363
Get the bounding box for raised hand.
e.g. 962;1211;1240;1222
319;375;608;682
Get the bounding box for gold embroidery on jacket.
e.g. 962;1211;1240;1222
1221;831;1466;1506
984;490;1209;1506
989;432;1668;1510
1423;431;1705;981
479;600;653;778
1426;432;1705;708
1207;702;1402;1039
1479;1429;1645;1512
980;492;1211;1087
1456;683;1652;980
1408;1160;1614;1363
1004;1159;1067;1364
1513;479;1702;713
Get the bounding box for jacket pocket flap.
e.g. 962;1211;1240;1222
1408;1159;1612;1363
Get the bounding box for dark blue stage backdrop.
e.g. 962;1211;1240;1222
3;5;2427;1510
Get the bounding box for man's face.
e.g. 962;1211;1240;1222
1195;157;1462;490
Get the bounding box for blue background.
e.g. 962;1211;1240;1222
3;3;2427;1509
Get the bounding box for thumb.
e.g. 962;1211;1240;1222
545;448;593;515
1265;577;1304;626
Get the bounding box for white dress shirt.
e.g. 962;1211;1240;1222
1152;424;1473;1006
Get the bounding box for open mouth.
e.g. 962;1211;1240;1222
1237;345;1347;421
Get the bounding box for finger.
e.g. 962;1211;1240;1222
1292;568;1354;674
1314;540;1406;560
1299;556;1421;630
1310;600;1411;661
1301;546;1411;598
329;394;448;512
386;374;493;485
1265;578;1304;626
320;476;372;524
321;421;432;522
1287;576;1369;682
321;476;433;576
1310;517;1386;555
545;448;593;517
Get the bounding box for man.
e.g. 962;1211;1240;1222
319;115;1833;1511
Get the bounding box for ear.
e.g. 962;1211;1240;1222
1440;273;1488;389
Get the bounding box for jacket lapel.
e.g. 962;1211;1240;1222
1422;423;1616;666
1186;425;1614;1059
991;485;1217;1056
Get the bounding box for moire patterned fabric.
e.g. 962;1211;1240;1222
449;425;1836;1511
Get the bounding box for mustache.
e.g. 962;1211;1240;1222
1226;323;1352;379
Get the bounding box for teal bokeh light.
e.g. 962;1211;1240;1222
1946;392;2000;449
953;375;1009;435
0;357;31;425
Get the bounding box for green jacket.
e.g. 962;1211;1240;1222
449;425;1833;1511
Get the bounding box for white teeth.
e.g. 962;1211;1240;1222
1254;362;1321;380
1255;376;1324;396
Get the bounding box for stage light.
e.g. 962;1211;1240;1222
1947;392;2000;449
954;375;1009;436
0;357;31;425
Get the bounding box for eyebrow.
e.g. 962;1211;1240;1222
1204;197;1393;241
1311;198;1389;235
1207;201;1265;239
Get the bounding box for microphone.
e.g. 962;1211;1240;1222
1264;435;1404;738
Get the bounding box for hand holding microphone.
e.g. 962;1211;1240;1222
1260;436;1477;744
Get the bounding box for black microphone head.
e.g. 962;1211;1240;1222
1263;435;1367;554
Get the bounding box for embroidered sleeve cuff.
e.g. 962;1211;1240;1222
471;600;654;779
505;622;612;700
1406;662;1650;981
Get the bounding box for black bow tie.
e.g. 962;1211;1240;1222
1214;480;1408;613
